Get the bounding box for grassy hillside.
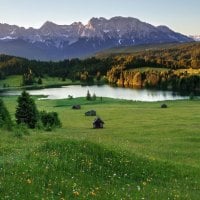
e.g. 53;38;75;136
0;96;200;199
95;42;200;58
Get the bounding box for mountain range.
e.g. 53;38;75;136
0;16;194;61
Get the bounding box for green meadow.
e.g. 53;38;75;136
0;75;80;90
0;96;200;199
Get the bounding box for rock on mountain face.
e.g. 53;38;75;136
0;17;193;60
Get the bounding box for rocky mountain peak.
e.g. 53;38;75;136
40;21;60;32
0;16;194;60
71;22;84;26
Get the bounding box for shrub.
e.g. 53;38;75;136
189;92;194;100
14;129;23;138
22;69;35;86
37;77;43;85
62;76;66;81
40;111;61;131
68;95;73;99
161;104;168;108
13;123;30;138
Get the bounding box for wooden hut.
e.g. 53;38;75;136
93;117;104;129
72;105;81;110
85;110;96;116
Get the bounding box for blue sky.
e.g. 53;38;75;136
0;0;199;35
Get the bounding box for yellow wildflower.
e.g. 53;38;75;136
90;191;96;196
27;179;32;184
73;191;80;196
143;181;147;186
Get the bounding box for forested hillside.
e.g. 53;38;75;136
0;42;200;93
97;42;200;69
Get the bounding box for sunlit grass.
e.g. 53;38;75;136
0;96;200;199
128;67;169;72
1;140;199;199
0;75;22;88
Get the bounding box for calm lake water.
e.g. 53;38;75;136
1;85;189;102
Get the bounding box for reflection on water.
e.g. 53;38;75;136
1;85;189;102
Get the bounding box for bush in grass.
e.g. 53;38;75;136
0;98;12;130
40;111;61;131
15;91;38;129
14;123;30;138
37;77;43;85
189;92;194;100
161;104;168;108
22;68;35;86
62;76;66;81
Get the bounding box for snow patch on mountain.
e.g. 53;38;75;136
190;35;200;41
103;30;110;33
0;36;16;40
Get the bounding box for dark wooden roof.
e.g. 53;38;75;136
93;117;104;124
85;110;96;115
72;105;81;109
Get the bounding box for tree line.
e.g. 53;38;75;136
0;42;200;92
107;67;200;93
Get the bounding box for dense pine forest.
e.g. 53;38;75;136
0;42;200;93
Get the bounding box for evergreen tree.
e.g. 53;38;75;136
15;91;38;129
92;93;96;101
86;90;92;101
0;98;12;130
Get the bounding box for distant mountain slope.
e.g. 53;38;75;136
0;17;193;61
190;35;200;41
95;43;183;58
95;42;200;58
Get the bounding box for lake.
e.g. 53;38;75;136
1;85;189;102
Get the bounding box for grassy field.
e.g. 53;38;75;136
0;96;200;199
0;75;80;90
0;75;22;88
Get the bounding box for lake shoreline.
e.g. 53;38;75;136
1;84;194;102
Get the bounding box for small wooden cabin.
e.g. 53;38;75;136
93;117;104;129
85;110;96;116
72;105;81;110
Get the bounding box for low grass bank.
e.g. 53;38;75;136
0;75;80;91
